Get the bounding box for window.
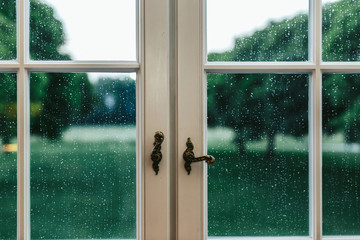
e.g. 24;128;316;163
0;0;172;239
1;0;360;239
177;0;360;239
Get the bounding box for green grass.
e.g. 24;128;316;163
208;150;309;236
1;126;360;238
30;139;137;239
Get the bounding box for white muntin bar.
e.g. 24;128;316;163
314;0;323;239
17;0;30;239
205;62;316;74
23;62;140;73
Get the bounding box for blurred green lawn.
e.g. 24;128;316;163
1;126;360;239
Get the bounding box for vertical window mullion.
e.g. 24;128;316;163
17;69;30;240
17;0;30;239
312;0;323;239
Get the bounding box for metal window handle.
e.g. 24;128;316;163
151;131;164;175
183;137;215;175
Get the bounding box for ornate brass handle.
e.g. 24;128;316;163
151;131;164;175
183;137;215;175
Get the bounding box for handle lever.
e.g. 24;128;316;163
183;137;215;175
151;131;164;175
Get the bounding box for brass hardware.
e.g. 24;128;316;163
183;137;215;175
151;131;164;175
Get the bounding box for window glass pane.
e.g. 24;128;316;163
207;0;308;62
30;0;136;61
30;72;136;239
0;0;16;60
323;74;360;235
0;73;17;239
323;0;360;61
207;73;309;236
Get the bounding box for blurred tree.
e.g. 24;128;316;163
0;0;94;144
208;0;360;155
84;77;136;125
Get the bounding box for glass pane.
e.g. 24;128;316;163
0;0;16;60
207;0;308;62
323;74;360;235
30;0;136;61
323;0;360;61
30;72;136;239
207;74;309;236
0;73;17;239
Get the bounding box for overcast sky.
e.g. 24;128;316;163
41;0;339;62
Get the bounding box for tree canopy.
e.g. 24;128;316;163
0;0;93;143
208;0;360;155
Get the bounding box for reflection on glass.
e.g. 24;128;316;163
323;0;360;61
30;0;136;61
0;73;17;239
323;74;360;235
0;0;16;60
207;0;308;62
30;73;136;239
207;74;309;236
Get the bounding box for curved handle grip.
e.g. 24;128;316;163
183;137;215;175
151;131;164;175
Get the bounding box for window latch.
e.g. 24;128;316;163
183;137;215;175
151;131;164;175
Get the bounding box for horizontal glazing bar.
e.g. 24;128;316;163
209;238;360;240
208;237;312;240
320;62;360;73
0;61;21;71
323;237;360;240
0;62;140;72
205;62;360;74
205;62;316;73
24;61;140;72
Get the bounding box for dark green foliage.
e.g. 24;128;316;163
0;74;17;144
208;14;308;61
208;74;308;156
208;0;360;154
0;0;95;143
0;0;16;59
30;73;95;140
323;0;360;61
30;0;71;60
84;78;136;125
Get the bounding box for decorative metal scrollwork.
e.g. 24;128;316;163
151;131;164;175
183;137;215;175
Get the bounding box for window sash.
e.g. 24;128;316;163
176;0;360;239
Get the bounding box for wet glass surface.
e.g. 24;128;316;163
323;74;360;235
30;72;136;239
0;73;17;239
207;0;308;62
323;0;360;61
207;73;309;236
30;0;136;61
0;0;16;60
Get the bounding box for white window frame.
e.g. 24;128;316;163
176;0;360;239
0;0;173;239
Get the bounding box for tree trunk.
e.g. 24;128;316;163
236;136;247;155
265;130;275;158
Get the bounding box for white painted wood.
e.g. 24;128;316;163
5;0;171;239
24;62;140;72
177;0;205;239
208;237;312;240
179;0;359;239
143;0;171;239
17;0;30;239
313;0;322;239
205;62;316;73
